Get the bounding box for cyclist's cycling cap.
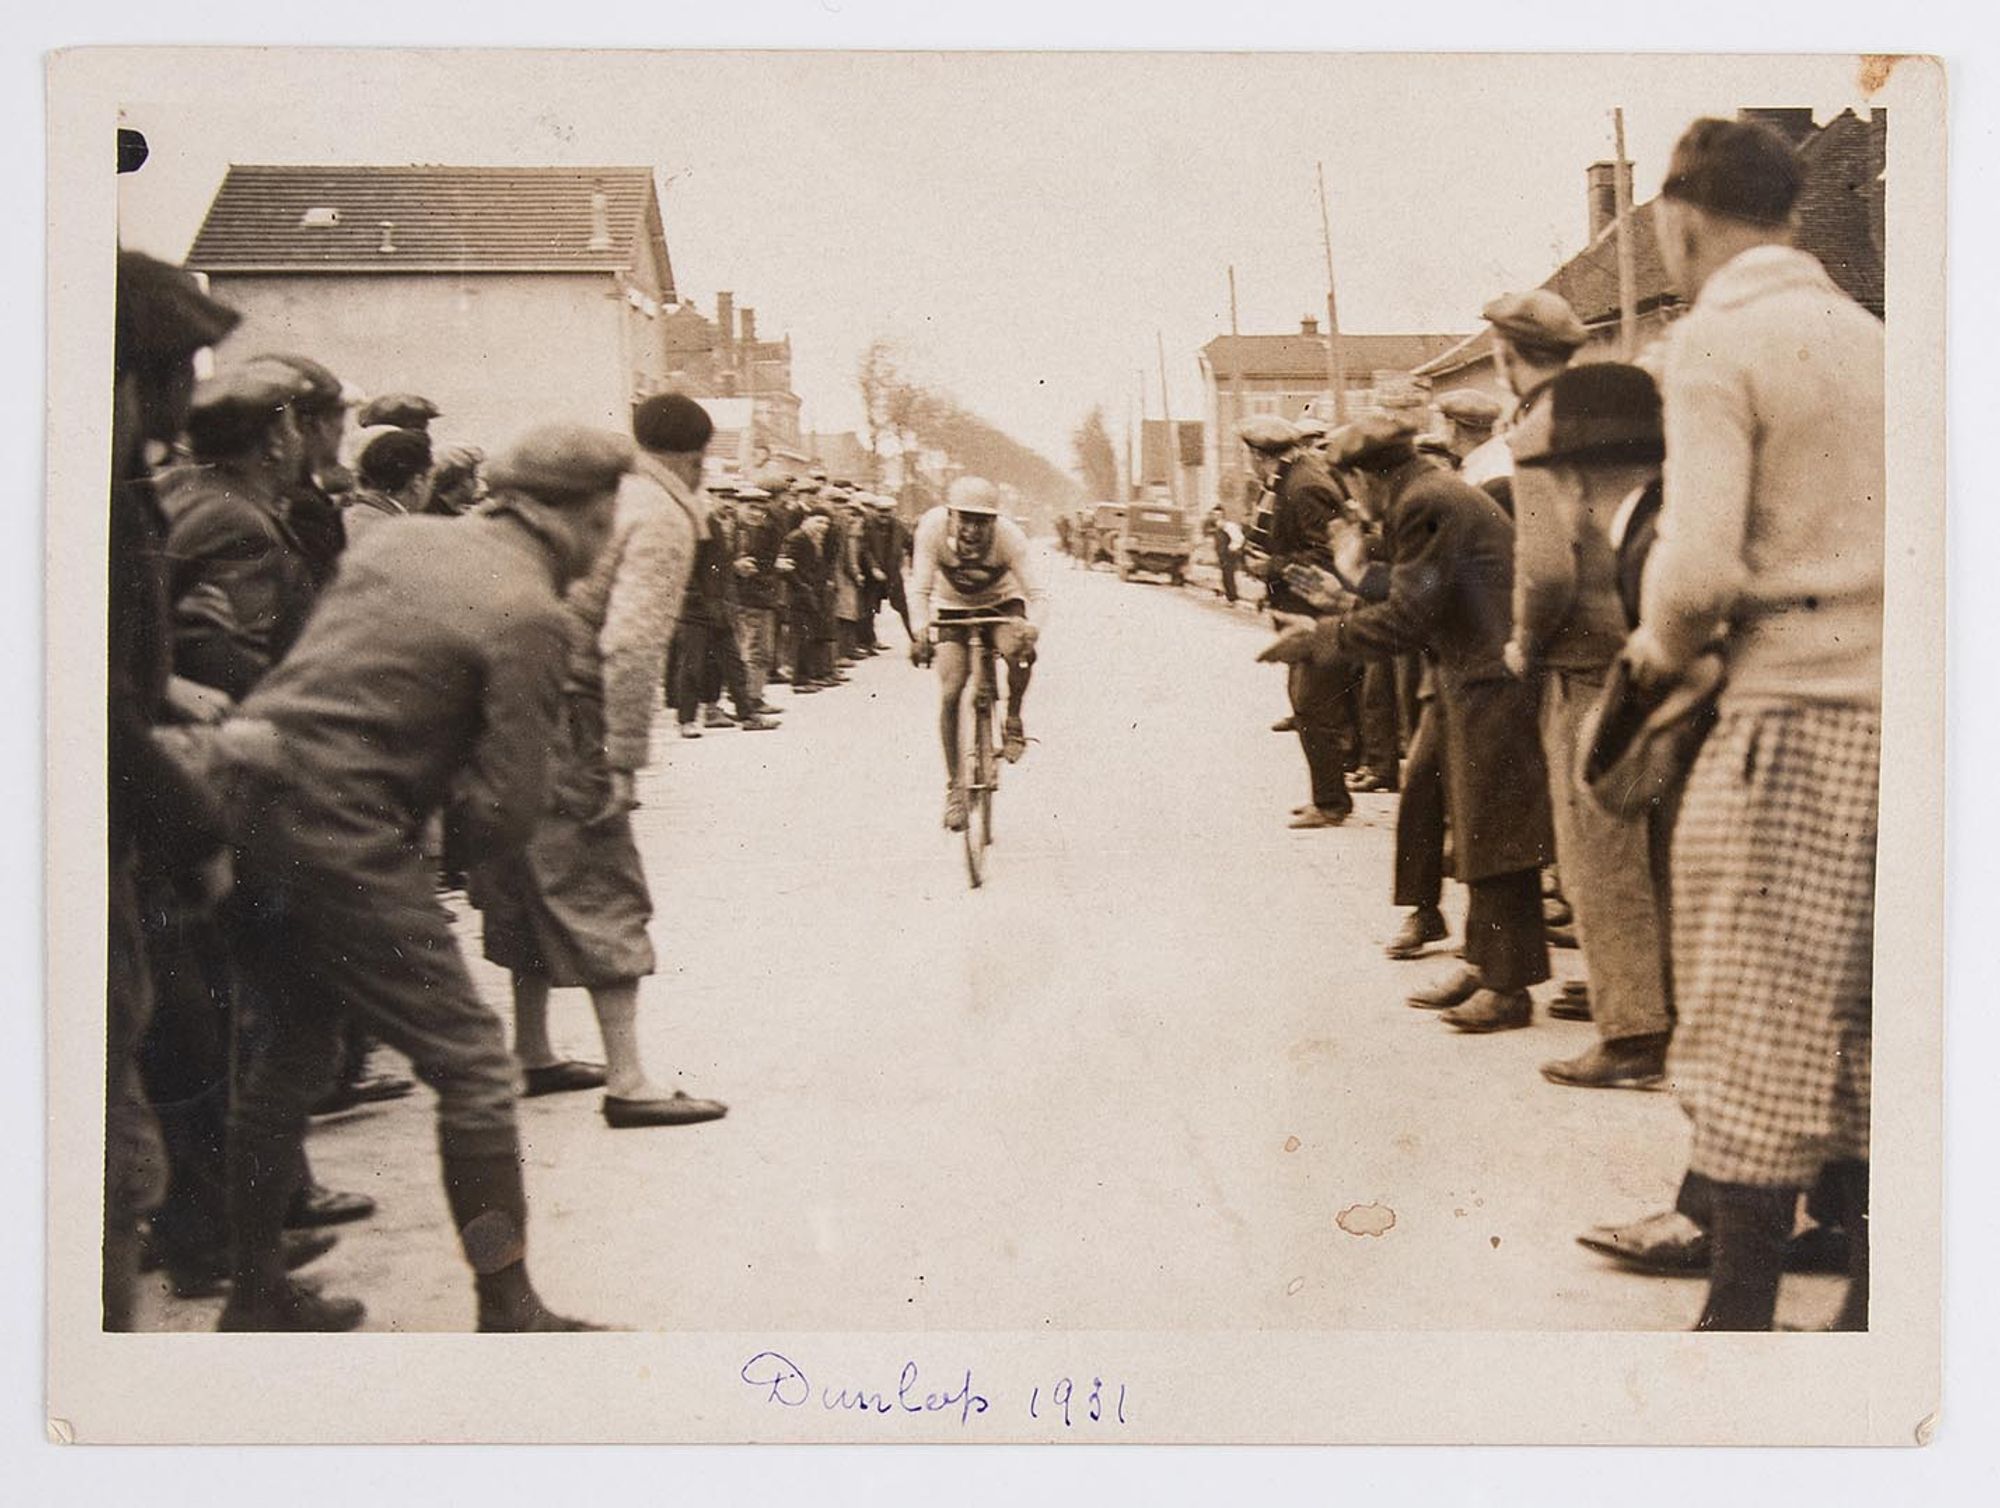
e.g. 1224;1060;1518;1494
947;476;1002;516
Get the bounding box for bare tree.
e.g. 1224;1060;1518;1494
1071;406;1120;501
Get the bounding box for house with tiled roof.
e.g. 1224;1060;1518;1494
1196;318;1468;511
1412;108;1887;408
186;165;681;450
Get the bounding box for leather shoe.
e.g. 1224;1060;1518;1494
1406;967;1482;1011
1288;807;1347;829
166;1229;339;1300
311;1072;416;1116
737;715;780;731
1439;988;1533;1032
1270;715;1297;733
522;1059;609;1097
603;1091;729;1128
217;1277;366;1332
1385;906;1448;960
285;1182;377;1229
1577;1210;1708;1273
1539;1036;1668;1090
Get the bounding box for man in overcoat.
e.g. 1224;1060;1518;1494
784;507;836;691
1262;414;1553;1031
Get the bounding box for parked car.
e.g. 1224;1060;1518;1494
1115;502;1193;584
1086;503;1126;568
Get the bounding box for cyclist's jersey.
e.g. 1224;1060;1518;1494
909;507;1049;634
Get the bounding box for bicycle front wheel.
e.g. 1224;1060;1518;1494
962;701;989;889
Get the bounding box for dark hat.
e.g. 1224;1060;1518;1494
1437;388;1503;429
355;426;434;491
115;249;239;372
486;425;633;504
184;359;313;457
630;392;715;454
1661;117;1803;227
1482;290;1589;354
356;392;441;430
1238;416;1303;454
708;478;741;496
1513;362;1664;467
1325;412;1420;473
255;353;349;414
1577;652;1727;821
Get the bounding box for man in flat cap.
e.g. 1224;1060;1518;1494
356;391;441;432
784;505;838;692
1239;415;1362;829
1435;388;1508;480
212;424;631;1330
104;249;239;1327
341;425;435;544
1483;289;1591;521
258;352;355;588
473;392;731;1136
1609;114;1881;1332
732;478;795;710
1262;415;1554;1033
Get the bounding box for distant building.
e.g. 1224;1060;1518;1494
1198;321;1467;511
187;165;677;452
1412;107;1888;415
657;291;808;470
1139;418;1206;508
804;430;873;484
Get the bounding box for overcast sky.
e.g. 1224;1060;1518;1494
115;51;1882;471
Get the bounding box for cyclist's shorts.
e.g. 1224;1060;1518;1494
936;599;1032;659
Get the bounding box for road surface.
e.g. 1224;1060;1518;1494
140;546;1846;1333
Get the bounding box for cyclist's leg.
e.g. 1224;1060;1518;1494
935;639;970;786
996;619;1035;752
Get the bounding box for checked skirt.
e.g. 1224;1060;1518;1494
1668;702;1880;1188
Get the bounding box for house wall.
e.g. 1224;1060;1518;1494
202;270;627;454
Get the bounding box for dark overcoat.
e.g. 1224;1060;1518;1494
1322;463;1553;881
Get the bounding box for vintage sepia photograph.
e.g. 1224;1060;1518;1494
41;42;1947;1449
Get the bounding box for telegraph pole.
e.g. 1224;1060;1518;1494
1316;161;1348;422
1156;329;1180;508
1228;264;1245;518
1613;108;1639;358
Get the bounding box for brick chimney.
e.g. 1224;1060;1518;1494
741;307;758;352
1300;315;1320;336
1586;160;1633;241
1738;108;1817;146
717;291;735;365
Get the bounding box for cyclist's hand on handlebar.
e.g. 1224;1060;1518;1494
910;636;935;668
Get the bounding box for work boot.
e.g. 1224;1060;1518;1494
1540;1034;1669;1090
1288;807;1347;829
702;704;735;729
1547;980;1593;1021
1407;967;1484;1010
1439;989;1534;1033
169;1229;339;1301
737;714;780;731
442;1148;604;1333
678;721;702;738
1385;906;1448;960
286;1181;377;1228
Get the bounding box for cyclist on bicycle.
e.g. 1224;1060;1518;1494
909;475;1048;831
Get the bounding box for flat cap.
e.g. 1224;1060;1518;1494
1482;289;1589;353
357;392;441;430
486;424;634;504
736;486;772;501
1661;117;1803;227
630;392;715;454
1294;416;1330;442
1324;412;1420;472
1237;415;1304;454
116;250;239;372
1512;361;1664;467
255;353;349;413
793;478;823;494
1437;388;1503;428
708;479;741;496
185;359;313;455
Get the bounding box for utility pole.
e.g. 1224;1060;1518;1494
1228;264;1245;519
1156;329;1180;509
1316;161;1348;422
1613;108;1639;359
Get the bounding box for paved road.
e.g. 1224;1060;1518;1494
141;547;1844;1332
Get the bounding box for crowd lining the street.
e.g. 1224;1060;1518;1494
101;114;1881;1336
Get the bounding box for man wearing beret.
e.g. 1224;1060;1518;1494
1616;115;1883;1332
211;424;630;1330
474;392;730;1132
1239;415;1362;828
1262;415;1554;1031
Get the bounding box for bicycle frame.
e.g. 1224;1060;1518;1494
933;614;1014;888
